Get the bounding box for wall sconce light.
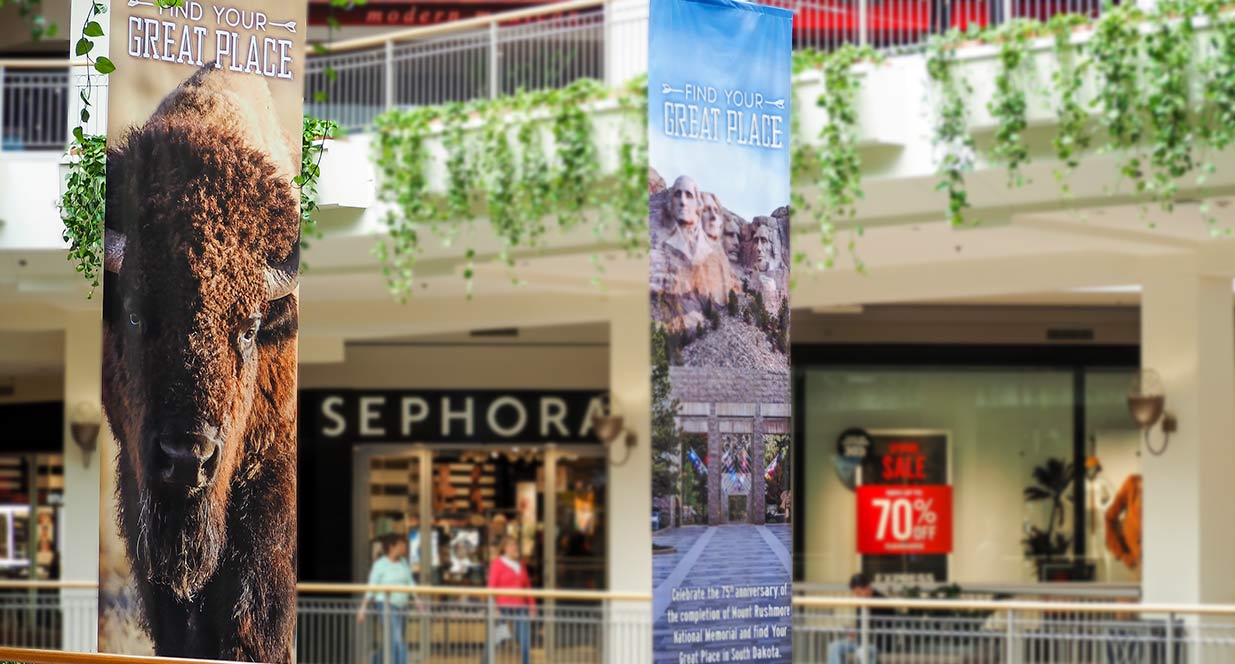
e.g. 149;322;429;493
592;413;636;466
69;402;102;468
1127;369;1176;456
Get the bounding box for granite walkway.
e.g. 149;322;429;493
652;523;793;664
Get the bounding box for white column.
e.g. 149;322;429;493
1140;267;1235;605
606;293;651;664
69;0;108;137
604;0;649;88
62;309;102;651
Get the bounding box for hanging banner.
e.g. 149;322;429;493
100;0;305;660
857;431;952;584
648;0;793;662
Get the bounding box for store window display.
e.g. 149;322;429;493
799;358;1139;590
359;446;607;595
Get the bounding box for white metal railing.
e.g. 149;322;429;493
0;0;1111;146
0;61;71;153
5;581;1235;663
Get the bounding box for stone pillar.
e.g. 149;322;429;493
61;309;101;652
751;431;767;526
1140;265;1235;606
606;294;651;664
707;431;721;525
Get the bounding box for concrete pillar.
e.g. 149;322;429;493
1140;267;1235;606
606;293;651;664
752;432;767;526
604;0;648;88
61;309;101;651
68;0;108;136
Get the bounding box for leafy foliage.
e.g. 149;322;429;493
59;131;107;296
988;19;1039;187
370;78;645;300
926;29;977;228
1;0;57;40
1022;457;1075;563
650;324;681;502
297;116;339;254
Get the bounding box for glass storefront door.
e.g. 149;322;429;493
354;444;607;590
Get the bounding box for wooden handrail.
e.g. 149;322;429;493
316;0;606;54
0;647;242;664
792;595;1235;616
0;579;650;602
0;59;90;69
7;579;1235;615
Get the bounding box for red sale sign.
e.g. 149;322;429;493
857;485;952;554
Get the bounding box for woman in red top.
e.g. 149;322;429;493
482;535;535;664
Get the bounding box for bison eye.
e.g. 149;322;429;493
128;312;141;328
239;316;261;345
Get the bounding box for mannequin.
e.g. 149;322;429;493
1104;474;1142;569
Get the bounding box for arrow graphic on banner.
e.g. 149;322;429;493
661;83;684;95
269;20;298;33
127;0;154;7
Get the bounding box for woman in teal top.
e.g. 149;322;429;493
358;534;416;664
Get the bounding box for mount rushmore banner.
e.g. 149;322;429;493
100;0;305;660
648;0;793;662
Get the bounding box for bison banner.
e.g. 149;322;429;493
100;0;305;660
647;0;793;662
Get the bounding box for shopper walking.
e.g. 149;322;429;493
359;534;416;664
482;535;536;664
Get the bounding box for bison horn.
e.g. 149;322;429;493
264;244;299;301
104;232;127;274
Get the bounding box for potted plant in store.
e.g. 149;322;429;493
1022;457;1074;580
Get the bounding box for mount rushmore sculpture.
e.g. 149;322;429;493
649;168;789;335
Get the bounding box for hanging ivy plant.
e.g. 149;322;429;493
926;29;977;228
1088;2;1147;195
609;74;651;255
550;79;604;230
812;44;881;270
372;106;440;301
59;131;107;296
297;115;338;253
988;19;1039;187
1047;12;1092;196
1141;0;1197;211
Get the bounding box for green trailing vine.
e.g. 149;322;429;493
1141;0;1197;211
1088;2;1147;195
59;133;107;295
926;29;977;228
372;106;439;300
298;116;339;253
370;78;632;300
806;44;881;270
1048;13;1092;196
988;19;1039;187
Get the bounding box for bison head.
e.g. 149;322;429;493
102;84;299;600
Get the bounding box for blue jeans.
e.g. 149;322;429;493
371;602;408;664
481;607;531;664
829;639;876;664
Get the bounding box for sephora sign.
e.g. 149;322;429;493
301;389;607;444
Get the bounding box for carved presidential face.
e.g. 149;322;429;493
723;218;742;262
753;224;775;272
701;193;723;242
667;176;700;229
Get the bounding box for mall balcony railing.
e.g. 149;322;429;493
3;580;1234;663
0;0;1109;148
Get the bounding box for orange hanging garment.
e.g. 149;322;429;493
1104;474;1142;569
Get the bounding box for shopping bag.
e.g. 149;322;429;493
495;622;512;643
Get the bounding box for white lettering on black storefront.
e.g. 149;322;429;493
301;390;607;445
